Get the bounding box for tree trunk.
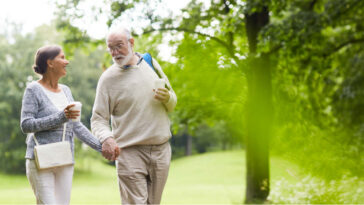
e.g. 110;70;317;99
185;133;192;156
244;5;272;203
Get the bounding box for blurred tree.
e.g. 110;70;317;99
264;0;364;177
244;2;272;201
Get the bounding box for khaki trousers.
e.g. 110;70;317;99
116;141;171;204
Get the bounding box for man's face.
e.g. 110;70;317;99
107;34;133;66
107;34;130;57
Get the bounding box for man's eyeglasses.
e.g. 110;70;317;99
107;44;124;52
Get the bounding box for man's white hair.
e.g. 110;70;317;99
106;27;132;42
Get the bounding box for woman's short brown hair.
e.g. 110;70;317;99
32;45;62;74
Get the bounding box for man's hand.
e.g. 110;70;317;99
153;88;170;103
102;137;120;161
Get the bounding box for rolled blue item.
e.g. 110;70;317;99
142;53;156;72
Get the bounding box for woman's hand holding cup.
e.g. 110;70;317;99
64;104;80;120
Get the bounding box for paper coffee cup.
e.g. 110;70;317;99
69;101;82;122
154;79;166;90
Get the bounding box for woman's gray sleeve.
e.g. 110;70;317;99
72;122;102;152
20;87;68;133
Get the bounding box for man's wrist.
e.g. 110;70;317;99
101;136;114;144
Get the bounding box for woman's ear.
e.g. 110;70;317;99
47;59;53;68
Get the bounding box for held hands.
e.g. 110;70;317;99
153;88;170;103
102;137;120;161
64;104;79;120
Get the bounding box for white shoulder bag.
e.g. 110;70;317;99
33;123;73;170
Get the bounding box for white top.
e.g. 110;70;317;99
38;83;69;111
91;59;177;147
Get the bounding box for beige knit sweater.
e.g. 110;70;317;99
91;58;177;148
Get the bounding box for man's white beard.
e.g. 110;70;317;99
113;43;133;67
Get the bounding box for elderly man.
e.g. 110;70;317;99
91;27;177;204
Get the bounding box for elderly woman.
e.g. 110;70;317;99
20;45;102;204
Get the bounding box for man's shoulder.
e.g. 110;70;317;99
99;65;119;79
98;65;125;89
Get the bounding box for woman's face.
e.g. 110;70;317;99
49;50;69;77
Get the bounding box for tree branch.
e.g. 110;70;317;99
323;37;364;58
265;44;282;56
143;27;230;49
223;0;230;13
222;0;235;49
264;0;363;57
142;27;241;67
308;0;318;11
329;0;363;23
299;36;364;66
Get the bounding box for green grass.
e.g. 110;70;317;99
163;150;247;204
0;150;361;204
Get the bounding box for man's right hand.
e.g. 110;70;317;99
102;137;120;161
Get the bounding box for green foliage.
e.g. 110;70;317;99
265;0;364;180
165;34;246;150
56;19;91;55
193;121;234;152
171;121;236;158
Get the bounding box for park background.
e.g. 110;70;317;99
0;0;363;204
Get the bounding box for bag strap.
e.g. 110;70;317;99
142;53;171;90
142;53;161;78
62;123;67;141
32;123;67;146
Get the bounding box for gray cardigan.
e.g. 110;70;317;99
20;81;102;159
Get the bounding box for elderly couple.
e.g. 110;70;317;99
20;27;177;205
